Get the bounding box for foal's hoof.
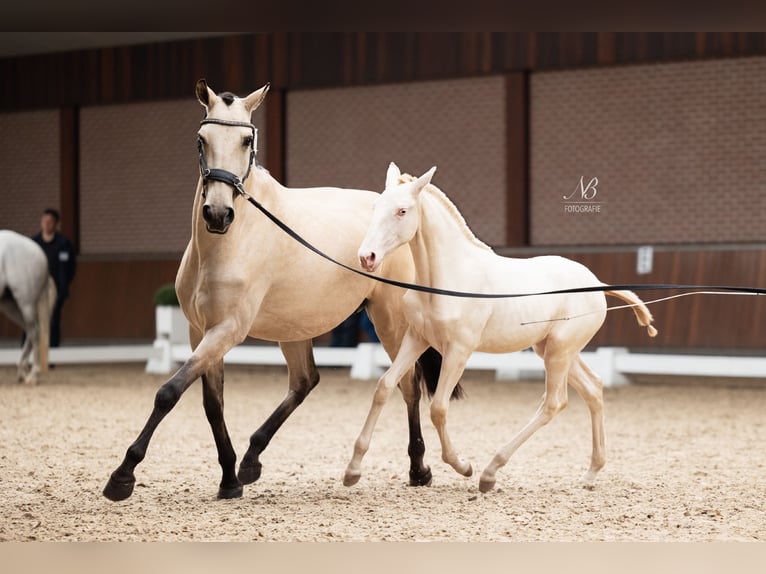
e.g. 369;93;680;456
478;475;496;493
409;466;433;487
237;461;262;485
343;469;361;487
217;484;244;500
103;474;136;501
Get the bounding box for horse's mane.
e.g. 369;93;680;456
398;173;493;252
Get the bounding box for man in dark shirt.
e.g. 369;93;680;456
31;208;77;347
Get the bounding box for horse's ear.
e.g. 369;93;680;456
386;162;401;189
196;79;215;109
244;83;270;113
413;166;437;194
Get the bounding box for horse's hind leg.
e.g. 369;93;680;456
479;344;572;493
1;296;37;384
399;366;432;486
238;340;319;485
567;356;605;487
202;360;242;499
18;308;39;384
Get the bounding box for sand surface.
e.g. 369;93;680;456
0;363;764;542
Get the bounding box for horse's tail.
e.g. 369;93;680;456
36;276;57;374
415;347;464;400
605;290;658;337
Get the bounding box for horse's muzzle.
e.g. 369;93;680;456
203;204;235;234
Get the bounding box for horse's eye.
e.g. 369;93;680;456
397;208;407;217
243;136;253;147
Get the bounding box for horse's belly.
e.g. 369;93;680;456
248;279;373;342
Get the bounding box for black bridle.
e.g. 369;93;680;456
195;118;766;301
197;117;257;198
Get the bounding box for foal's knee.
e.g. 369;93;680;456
541;395;568;421
430;402;447;428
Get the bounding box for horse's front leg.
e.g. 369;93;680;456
202;360;242;499
344;329;429;486
103;326;236;501
237;340;319;485
103;360;203;501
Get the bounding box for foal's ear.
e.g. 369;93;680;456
196;79;216;109
413;166;437;194
244;83;270;113
385;162;401;189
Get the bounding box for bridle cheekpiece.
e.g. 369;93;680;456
197;117;257;198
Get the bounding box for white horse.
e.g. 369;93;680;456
0;230;56;385
344;163;658;492
103;82;456;502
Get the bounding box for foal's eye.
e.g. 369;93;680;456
243;136;253;147
397;208;407;217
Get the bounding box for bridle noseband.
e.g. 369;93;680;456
197;117;257;198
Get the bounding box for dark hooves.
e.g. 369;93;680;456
103;474;136;501
217;483;244;500
409;466;433;487
237;461;262;485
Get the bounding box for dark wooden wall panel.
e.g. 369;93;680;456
0;259;180;342
4;33;766;111
527;249;766;350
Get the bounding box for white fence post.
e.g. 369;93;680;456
145;306;189;374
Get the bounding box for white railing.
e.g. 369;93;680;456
2;306;763;385
2;341;765;386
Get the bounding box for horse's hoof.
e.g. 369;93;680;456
103;474;136;501
237;461;262;485
478;475;496;493
343;469;361;487
217;484;244;500
408;466;433;487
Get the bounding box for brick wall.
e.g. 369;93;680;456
530;56;766;246
0;110;60;235
79;98;267;255
286;76;507;246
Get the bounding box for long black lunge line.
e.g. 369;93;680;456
244;194;766;299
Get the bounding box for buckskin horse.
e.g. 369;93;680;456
103;82;456;501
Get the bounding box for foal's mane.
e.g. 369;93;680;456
398;173;493;252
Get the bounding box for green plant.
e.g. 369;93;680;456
154;283;180;306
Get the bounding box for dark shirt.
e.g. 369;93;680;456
31;232;77;299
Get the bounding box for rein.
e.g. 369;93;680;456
241;193;766;300
199;119;766;310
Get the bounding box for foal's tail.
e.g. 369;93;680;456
605;290;658;337
415;347;464;400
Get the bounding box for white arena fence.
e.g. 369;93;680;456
1;343;765;387
1;307;764;385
